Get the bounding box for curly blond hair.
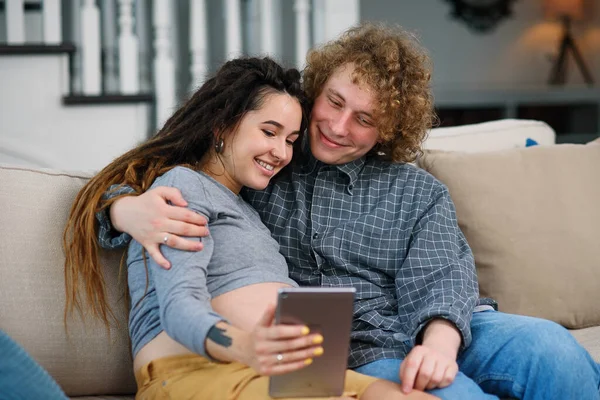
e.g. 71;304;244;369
304;23;436;163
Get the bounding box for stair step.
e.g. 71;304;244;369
63;94;154;106
0;1;41;12
0;43;76;55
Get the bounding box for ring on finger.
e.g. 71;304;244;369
276;353;283;363
163;234;169;244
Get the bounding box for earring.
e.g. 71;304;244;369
214;138;224;154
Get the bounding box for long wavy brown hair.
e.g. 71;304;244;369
304;22;436;163
63;57;309;329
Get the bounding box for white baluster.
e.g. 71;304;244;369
136;0;151;92
101;0;118;92
294;0;311;69
224;0;242;59
259;0;275;55
42;0;62;44
312;0;325;46
118;0;140;93
70;0;83;93
189;0;209;91
153;0;176;127
321;0;359;42
81;0;102;95
244;0;258;55
6;0;26;44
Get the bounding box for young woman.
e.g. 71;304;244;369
63;57;433;400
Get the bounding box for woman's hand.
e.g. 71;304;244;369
110;186;209;269
245;304;325;376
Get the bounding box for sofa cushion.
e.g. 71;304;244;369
418;143;600;329
0;165;135;396
73;397;135;400
425;119;556;153
570;327;600;363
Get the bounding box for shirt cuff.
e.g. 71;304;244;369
412;305;473;352
95;184;136;249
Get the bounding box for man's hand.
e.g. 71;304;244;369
110;186;209;269
400;319;461;393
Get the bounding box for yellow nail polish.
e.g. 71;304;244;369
314;347;324;356
304;358;313;365
301;326;310;335
313;334;323;344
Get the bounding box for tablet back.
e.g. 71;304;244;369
269;287;356;398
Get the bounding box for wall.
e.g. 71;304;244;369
0;54;150;172
360;0;600;90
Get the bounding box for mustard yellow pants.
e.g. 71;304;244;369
134;354;379;400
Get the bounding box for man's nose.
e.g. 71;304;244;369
331;110;352;137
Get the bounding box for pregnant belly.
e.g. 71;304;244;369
134;282;292;372
211;282;293;331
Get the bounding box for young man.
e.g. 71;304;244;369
97;24;600;400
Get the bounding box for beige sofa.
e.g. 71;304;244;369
0;119;598;399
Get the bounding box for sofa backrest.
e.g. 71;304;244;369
0;165;136;396
0;119;560;396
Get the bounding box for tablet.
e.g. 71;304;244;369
268;287;356;398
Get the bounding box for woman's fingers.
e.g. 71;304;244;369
255;332;323;355
259;324;312;340
257;356;314;376
260;345;322;366
255;344;324;376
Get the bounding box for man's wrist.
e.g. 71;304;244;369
109;196;131;233
421;319;461;359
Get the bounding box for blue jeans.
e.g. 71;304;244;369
353;311;600;400
0;330;68;400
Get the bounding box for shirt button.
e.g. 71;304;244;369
348;184;354;190
312;233;318;239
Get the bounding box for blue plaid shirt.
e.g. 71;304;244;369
98;147;488;368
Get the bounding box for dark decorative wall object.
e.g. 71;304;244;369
444;0;518;33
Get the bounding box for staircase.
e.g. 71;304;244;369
0;0;358;172
0;43;152;172
0;0;155;171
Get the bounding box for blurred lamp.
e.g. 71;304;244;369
544;0;594;85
